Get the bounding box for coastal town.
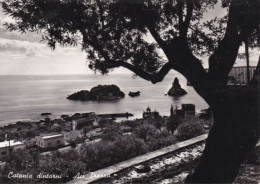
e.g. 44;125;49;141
0;69;258;183
0;101;212;183
0;76;202;156
0;102;209;158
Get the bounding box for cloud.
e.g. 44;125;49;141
0;37;83;60
0;27;42;42
0;4;82;58
0;38;51;58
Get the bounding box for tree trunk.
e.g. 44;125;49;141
185;85;259;183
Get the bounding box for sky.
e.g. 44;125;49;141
0;2;258;75
0;5;92;75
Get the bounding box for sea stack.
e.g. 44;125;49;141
167;77;187;97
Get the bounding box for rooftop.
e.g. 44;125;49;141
0;140;24;148
41;134;64;140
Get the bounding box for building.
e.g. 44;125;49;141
205;66;257;85
36;134;64;149
228;66;256;85
72;117;98;130
171;104;196;118
175;109;185;118
0;140;25;160
143;106;160;119
72;112;99;130
182;104;196;117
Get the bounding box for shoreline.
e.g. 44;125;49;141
0;111;137;128
0;111;136;133
0;107;207;127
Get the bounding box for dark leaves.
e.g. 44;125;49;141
2;0;259;75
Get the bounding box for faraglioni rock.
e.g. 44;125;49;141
167;77;187;96
67;84;125;101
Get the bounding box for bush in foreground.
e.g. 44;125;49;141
80;135;148;171
176;121;205;141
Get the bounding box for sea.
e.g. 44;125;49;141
0;71;209;126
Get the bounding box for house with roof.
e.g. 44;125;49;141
172;104;196;118
0;140;25;160
36;134;64;149
182;104;195;117
72;117;98;130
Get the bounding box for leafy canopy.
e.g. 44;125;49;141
2;0;259;90
3;0;229;72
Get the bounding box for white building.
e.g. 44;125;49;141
36;134;64;149
0;140;25;160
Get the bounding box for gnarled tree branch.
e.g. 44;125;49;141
146;24;168;51
96;0;105;29
177;0;184;35
80;28;172;84
182;0;193;38
106;60;173;84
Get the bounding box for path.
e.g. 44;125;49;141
67;134;208;184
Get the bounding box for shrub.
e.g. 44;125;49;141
80;135;148;171
2;149;86;183
146;129;176;151
98;118;113;130
36;149;86;182
101;123;123;141
176;121;205;141
25;130;36;138
166;114;182;134
70;141;77;148
133;123;157;143
121;119;145;129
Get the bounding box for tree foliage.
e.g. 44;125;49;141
166;114;182;134
3;0;259;95
176;120;205;141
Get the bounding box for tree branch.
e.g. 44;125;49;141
146;25;168;51
177;0;184;35
182;1;193;38
106;61;173;84
80;28;172;84
96;0;105;29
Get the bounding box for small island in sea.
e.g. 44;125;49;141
67;84;125;101
129;91;141;97
167;77;187;97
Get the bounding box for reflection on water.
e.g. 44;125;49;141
0;71;208;125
